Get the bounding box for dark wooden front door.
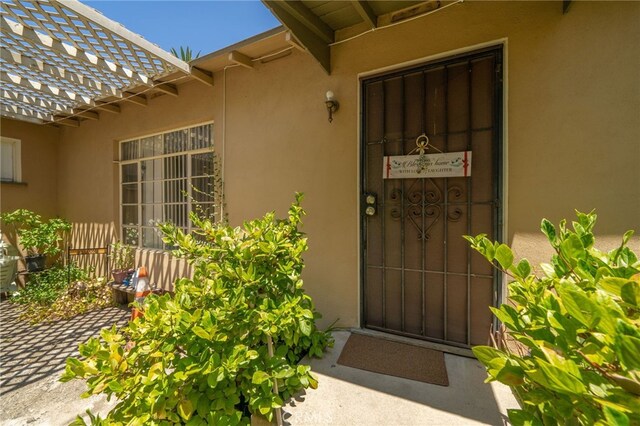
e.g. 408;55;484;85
361;47;503;348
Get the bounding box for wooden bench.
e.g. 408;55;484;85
110;281;163;305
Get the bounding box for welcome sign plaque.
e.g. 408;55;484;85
383;150;472;179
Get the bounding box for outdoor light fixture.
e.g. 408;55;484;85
325;90;339;123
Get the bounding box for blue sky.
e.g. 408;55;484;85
85;1;281;56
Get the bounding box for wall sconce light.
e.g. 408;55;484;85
325;90;339;123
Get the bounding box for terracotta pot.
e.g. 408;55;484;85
112;269;128;284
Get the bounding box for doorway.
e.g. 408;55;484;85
360;46;503;348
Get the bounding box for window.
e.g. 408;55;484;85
119;123;214;249
1;137;21;183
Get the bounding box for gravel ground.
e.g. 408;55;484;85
0;301;130;425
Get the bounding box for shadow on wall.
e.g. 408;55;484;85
68;222;117;278
135;249;192;291
70;222;193;290
4;221;193;289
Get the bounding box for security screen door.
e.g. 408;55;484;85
361;47;503;348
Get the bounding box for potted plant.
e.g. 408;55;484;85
110;241;135;284
0;209;71;272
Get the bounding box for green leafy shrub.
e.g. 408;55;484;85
11;265;114;324
465;211;640;425
12;264;89;306
19;276;115;324
0;209;71;256
61;194;333;425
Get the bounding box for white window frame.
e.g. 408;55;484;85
1;137;22;183
119;122;214;249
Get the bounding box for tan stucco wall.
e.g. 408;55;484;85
222;1;640;326
15;1;637;327
0;118;60;218
222;52;361;327
56;81;217;285
330;0;640;237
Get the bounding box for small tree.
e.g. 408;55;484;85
62;194;332;425
466;211;640;425
0;209;71;256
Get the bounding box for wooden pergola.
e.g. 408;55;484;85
0;0;213;127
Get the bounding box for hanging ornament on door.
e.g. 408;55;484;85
383;133;471;179
415;134;431;174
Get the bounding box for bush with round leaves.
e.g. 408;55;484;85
465;211;639;425
61;194;333;425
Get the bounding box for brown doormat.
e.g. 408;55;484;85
337;334;449;386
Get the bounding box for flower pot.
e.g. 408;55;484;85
25;254;46;272
112;269;128;284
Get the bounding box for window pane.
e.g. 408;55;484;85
122;205;138;226
164;155;186;179
164;204;188;227
164;179;187;203
120;140;139;161
141;135;163;158
192;152;214;177
142;181;163;204
1;141;14;181
122;183;138;204
121;124;215;250
164;129;189;154
192;124;213;150
121;163;137;183
142;204;163;226
142;227;163;249
123;226;139;246
141;159;161;181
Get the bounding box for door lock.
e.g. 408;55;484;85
363;192;377;216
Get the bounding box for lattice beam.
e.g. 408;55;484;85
1;72;94;106
1;104;52;122
1;90;74;114
1;16;151;87
0;109;46;125
60;0;190;74
0;0;192;124
0;47;121;98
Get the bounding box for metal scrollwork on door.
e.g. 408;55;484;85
389;180;465;239
447;185;464;222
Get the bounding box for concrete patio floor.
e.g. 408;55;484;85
0;299;518;425
0;301;129;425
283;331;519;425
